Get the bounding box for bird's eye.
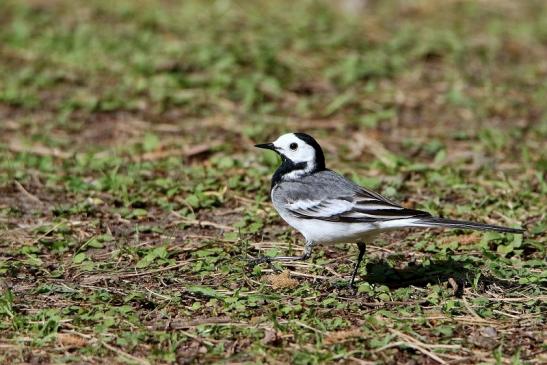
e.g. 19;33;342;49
289;143;298;150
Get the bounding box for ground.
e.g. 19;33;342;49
0;0;546;364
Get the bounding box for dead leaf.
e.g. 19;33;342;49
468;332;498;349
480;326;497;338
441;233;480;246
262;328;282;346
324;328;362;345
167;316;232;329
265;271;298;289
57;333;87;348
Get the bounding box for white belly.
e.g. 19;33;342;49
275;208;422;244
276;209;374;244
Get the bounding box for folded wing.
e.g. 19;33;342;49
275;170;431;223
286;190;430;223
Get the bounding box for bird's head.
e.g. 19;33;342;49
255;132;325;173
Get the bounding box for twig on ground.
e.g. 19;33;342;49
462;297;485;321
137;141;222;161
8;141;71;159
14;180;43;204
180;330;214;347
260;269;331;280
28;222;64;246
159;316;232;330
374;341;447;364
100;340;151;365
170;211;235;231
116;261;190;279
144;287;173;301
378;328;459;364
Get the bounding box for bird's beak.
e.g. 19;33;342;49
254;142;276;151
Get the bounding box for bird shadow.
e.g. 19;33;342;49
362;257;512;294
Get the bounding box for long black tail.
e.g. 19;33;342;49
415;217;524;234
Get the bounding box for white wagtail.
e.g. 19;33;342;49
253;132;524;287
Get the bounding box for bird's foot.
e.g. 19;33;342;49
330;280;358;292
248;255;271;266
247;256;280;272
330;278;368;294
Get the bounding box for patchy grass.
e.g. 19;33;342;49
0;0;546;363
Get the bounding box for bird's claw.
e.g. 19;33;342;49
249;256;271;265
330;279;360;294
247;256;273;270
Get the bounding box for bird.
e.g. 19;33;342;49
253;132;525;288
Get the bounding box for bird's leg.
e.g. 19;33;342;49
249;241;314;269
349;242;367;288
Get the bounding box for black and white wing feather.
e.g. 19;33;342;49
274;170;430;223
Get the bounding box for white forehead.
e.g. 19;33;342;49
273;133;301;146
271;132;316;166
